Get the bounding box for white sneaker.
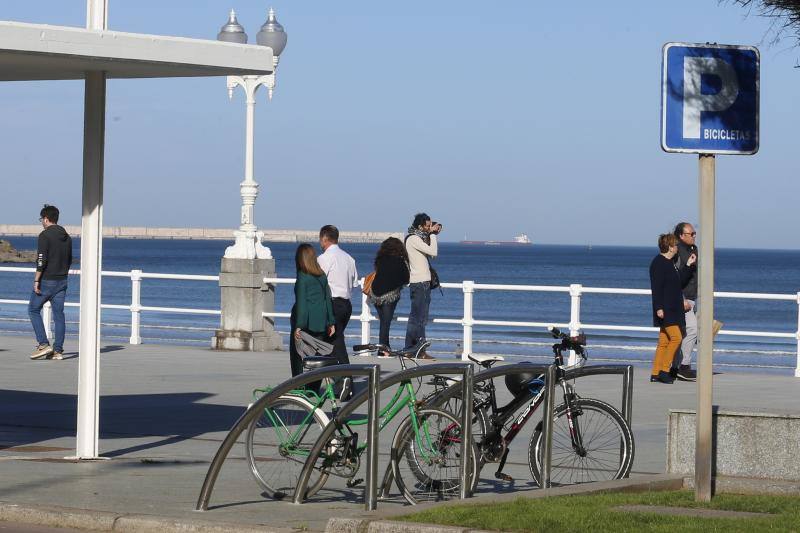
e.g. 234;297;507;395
51;351;64;360
30;343;54;360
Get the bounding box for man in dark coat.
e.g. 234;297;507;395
673;222;698;381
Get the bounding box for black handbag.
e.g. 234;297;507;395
429;265;441;290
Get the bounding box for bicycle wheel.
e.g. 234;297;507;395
245;394;330;499
422;389;490;447
528;397;634;487
391;408;479;505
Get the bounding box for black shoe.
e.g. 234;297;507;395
669;367;678;379
676;365;697;382
650;371;674;384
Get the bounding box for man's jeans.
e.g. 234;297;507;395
28;279;68;352
674;299;697;367
405;281;431;349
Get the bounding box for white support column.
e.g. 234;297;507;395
129;269;142;345
462;281;474;361
360;282;371;349
795;292;800;378
42;301;53;341
75;0;108;460
568;283;583;366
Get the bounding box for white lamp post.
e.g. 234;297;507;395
217;8;287;260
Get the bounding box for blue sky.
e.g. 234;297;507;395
1;1;798;247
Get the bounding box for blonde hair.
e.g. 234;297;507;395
658;233;678;253
295;243;324;276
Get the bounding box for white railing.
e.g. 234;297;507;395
1;265;799;377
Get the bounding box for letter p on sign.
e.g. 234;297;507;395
661;43;759;155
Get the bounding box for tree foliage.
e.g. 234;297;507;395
731;1;800;54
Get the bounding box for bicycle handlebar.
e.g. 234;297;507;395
549;326;587;355
353;343;386;353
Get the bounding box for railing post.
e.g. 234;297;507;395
42;301;53;341
129;269;142;345
568;283;583;366
795;292;800;378
461;281;474;361
360;279;371;349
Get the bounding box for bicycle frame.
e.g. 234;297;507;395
254;376;442;470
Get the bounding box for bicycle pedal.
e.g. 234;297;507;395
494;472;514;482
346;478;364;488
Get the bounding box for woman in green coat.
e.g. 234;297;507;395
289;243;336;378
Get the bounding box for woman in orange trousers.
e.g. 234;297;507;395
649;233;695;384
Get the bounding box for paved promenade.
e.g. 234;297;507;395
1;334;798;531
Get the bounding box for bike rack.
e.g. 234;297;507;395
420;362;558;489
294;362;474;507
562;364;634;428
195;364;381;512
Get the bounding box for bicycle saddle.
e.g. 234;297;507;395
467;354;505;368
302;356;339;370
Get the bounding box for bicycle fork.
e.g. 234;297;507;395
561;382;587;457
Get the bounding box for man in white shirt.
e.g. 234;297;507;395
404;213;441;356
317;225;359;366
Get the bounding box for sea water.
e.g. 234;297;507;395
1;237;798;374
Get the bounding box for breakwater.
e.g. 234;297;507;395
0;225;401;244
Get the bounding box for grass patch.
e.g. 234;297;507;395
396;490;800;532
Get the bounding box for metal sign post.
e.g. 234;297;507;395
695;154;715;501
661;42;759;501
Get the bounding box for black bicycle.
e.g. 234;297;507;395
426;327;634;487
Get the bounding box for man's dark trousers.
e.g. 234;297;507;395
331;297;352;365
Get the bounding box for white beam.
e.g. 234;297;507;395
0;20;275;81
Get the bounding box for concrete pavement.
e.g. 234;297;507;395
1;334;798;531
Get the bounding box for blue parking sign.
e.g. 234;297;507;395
661;43;759;155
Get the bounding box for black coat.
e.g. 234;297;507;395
372;255;409;297
649;254;691;328
674;240;698;301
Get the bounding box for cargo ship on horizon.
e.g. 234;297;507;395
459;233;532;246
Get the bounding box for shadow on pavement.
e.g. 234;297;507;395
0;389;246;455
100;345;125;354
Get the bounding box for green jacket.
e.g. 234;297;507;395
293;271;335;333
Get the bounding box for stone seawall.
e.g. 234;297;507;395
0;225;401;244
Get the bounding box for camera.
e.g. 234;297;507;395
432;222;443;234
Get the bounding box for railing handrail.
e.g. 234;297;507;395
2;265;799;377
2;265;797;300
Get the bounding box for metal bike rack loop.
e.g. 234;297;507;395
294;362;474;507
196;364;381;512
421;362;557;490
563;364;634;428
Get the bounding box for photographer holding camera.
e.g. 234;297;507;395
404;213;441;358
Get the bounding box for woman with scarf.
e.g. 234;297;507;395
290;243;336;379
369;237;410;356
403;213;441;358
649;233;695;384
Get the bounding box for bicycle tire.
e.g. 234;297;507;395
245;394;330;499
421;390;490;447
528;397;634;487
391;408;479;505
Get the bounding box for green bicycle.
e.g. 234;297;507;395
244;341;478;505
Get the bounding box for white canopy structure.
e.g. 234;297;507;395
0;1;276;459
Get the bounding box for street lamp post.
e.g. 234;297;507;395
218;8;287;260
212;8;287;352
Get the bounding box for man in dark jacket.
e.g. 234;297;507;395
29;205;73;360
672;222;698;381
